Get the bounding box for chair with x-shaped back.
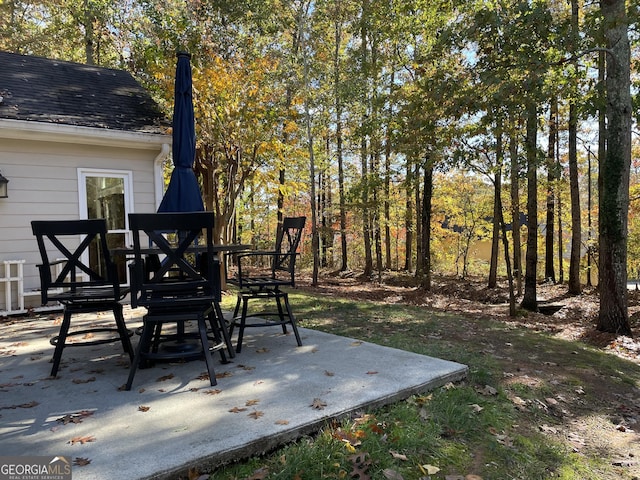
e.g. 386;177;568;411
227;216;306;353
31;219;134;377
125;212;231;390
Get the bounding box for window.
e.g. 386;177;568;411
78;169;134;283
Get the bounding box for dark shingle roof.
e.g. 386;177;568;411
0;51;167;132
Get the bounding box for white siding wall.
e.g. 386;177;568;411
0;130;169;312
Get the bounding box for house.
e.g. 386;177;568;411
0;51;172;315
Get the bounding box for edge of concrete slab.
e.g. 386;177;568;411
148;365;468;480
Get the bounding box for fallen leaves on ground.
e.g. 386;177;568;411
311;398;327;410
245;467;269;480
246;399;260;406
348;452;371;480
187;467;209;480
382;468;403;480
72;377;96;384
248;410;264;419
477;385;498;396
203;389;222;395
444;476;483;480
229;406;247;413
420;464;440;475
156;373;174;382
509;395;528;410
389;450;408;461
56;410;94;424
488;427;513;447
138;405;150;412
73;457;91;466
0;400;39;410
69;435;95;445
332;428;363;447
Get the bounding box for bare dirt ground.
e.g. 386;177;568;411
297;272;640;479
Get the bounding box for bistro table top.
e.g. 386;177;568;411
111;243;251;256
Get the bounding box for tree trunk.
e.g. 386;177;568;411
568;99;582;294
521;101;538;312
372;152;383;281
545;98;558;283
383;71;394;270
361;140;373;277
360;0;372;278
509;113;523;296
404;160;414;271
334;18;348;271
558;179;564;284
300;3;319;286
488;120;503;289
598;0;632;336
496;182;517;317
369;38;383;281
597;50;606;286
83;0;95;65
568;0;582;295
420;158;433;290
319;164;331;268
415;162;422;275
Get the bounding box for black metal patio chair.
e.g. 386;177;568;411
227;216;306;353
31;219;134;377
125;212;230;391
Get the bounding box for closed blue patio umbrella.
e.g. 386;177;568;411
158;52;204;213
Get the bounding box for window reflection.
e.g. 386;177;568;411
85;176;128;283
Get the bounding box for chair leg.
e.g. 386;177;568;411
125;320;155;391
235;295;249;354
151;323;163;353
275;293;289;335
232;296;242;321
113;303;134;361
206;309;227;365
282;292;302;347
228;295;242;339
50;309;72;377
198;315;218;387
211;301;234;359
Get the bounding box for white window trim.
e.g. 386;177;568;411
77;168;134;231
77;168;134;284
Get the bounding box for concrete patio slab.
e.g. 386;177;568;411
0;308;468;480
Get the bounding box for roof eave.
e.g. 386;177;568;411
0;118;170;149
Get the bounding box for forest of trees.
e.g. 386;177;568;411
1;0;638;335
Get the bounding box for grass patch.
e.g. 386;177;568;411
210;289;640;480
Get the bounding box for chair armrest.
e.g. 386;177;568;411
232;251;273;287
230;250;299;288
